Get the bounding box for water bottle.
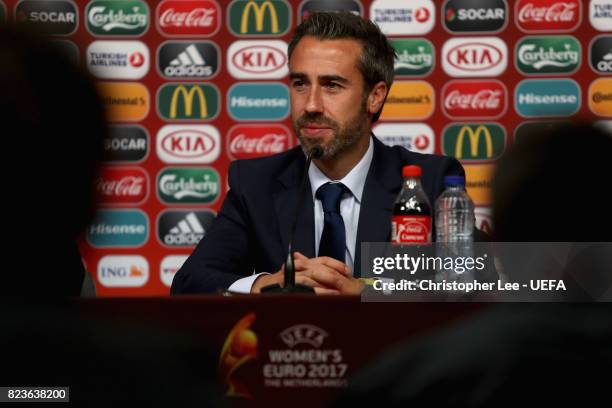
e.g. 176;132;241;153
435;176;474;243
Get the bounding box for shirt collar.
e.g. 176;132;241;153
309;136;374;204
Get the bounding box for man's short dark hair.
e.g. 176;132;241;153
287;12;396;122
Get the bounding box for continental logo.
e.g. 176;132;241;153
380;81;434;120
228;0;291;36
157;83;220;121
464;164;495;206
98;82;149;122
442;123;506;162
589;78;612;117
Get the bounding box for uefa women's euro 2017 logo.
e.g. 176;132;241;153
219;313;258;398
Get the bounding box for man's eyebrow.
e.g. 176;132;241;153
288;73;350;84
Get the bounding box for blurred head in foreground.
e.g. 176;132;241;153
0;26;105;295
493;121;612;241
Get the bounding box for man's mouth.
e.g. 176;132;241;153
301;124;332;136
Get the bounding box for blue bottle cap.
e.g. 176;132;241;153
444;176;465;187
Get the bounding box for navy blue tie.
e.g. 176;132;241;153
316;182;348;262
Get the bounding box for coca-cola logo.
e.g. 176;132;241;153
96;167;148;205
161;129;216;159
516;0;581;32
157;0;220;36
228;125;292;160
443;80;507;118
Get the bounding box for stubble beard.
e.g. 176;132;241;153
294;97;369;160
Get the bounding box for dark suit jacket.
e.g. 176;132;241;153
171;136;465;294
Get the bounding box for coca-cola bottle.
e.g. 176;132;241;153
391;165;432;244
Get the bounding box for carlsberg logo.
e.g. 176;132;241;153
87;1;148;35
158;168;219;204
517;36;580;74
391;39;434;76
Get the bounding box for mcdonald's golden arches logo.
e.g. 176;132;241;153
228;0;291;36
157;83;220;121
442;123;506;162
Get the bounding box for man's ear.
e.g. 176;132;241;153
367;81;388;116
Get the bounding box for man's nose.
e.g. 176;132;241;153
304;86;323;114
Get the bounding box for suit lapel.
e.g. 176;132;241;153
273;154;316;259
354;137;404;277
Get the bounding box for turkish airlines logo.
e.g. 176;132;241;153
370;0;435;35
516;0;581;32
373;123;435;154
157;0;220;36
227;40;288;79
227;124;292;160
442;37;508;77
96;167;148;205
156;125;220;164
87;41;149;80
443;80;507;119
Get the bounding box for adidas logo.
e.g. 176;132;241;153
604;50;612;61
164;212;205;246
164;44;213;77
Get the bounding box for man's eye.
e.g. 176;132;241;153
291;80;305;88
325;83;339;89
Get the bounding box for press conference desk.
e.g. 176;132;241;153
76;296;483;406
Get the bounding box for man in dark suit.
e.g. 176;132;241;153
171;12;464;295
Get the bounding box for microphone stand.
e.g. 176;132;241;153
261;147;322;294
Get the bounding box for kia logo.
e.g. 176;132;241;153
161;129;215;159
232;45;286;74
447;42;503;71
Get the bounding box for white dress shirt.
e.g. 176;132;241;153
229;137;374;293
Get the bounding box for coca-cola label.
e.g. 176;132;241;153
442;80;507;118
392;215;432;244
516;0;582;32
156;0;220;37
96;167;149;205
227;124;293;160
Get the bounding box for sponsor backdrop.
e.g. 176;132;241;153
3;0;609;295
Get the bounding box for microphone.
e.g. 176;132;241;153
261;146;323;294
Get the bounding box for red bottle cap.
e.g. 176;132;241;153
403;165;422;178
